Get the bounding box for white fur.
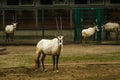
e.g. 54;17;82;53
82;26;99;45
82;26;99;38
36;36;64;55
103;22;119;32
5;23;17;34
35;36;64;72
5;23;17;42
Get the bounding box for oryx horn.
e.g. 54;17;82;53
60;17;63;35
56;17;59;35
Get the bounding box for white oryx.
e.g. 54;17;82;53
35;17;64;73
82;26;99;45
5;23;17;42
5;16;17;42
102;22;119;40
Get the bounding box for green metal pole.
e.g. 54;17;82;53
96;9;102;44
77;8;79;42
79;8;83;43
70;8;73;29
76;8;79;42
93;9;97;41
74;8;78;42
42;9;44;39
70;8;73;41
74;8;83;43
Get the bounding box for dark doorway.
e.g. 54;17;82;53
40;0;53;5
75;0;87;4
110;0;120;3
7;0;19;5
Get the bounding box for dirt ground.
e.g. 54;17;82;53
0;44;120;80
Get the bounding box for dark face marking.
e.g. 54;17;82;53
57;35;64;46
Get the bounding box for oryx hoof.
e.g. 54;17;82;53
43;69;47;72
53;70;59;73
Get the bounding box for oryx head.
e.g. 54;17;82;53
12;15;18;29
94;26;99;32
12;23;18;29
56;16;64;46
57;35;64;46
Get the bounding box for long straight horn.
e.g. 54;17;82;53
56;17;59;35
60;17;62;35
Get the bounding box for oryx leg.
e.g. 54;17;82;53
82;37;85;46
6;33;9;42
35;54;41;68
106;31;110;40
116;30;119;40
117;31;119;40
89;36;93;44
41;53;46;71
82;37;84;45
105;31;109;40
52;55;55;71
35;48;41;68
56;55;60;72
11;33;14;41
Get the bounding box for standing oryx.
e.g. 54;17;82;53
5;15;18;42
82;26;99;46
35;17;64;73
102;22;119;40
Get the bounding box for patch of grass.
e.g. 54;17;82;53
0;60;5;65
102;41;120;45
13;54;35;67
1;52;120;67
60;52;120;62
116;78;120;80
31;52;120;63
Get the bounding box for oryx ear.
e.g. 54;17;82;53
95;25;98;28
61;36;64;39
57;36;60;39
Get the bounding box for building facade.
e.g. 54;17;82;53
0;0;120;43
0;0;120;29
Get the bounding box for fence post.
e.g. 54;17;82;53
79;9;83;43
96;8;102;44
70;8;73;29
74;8;83;43
74;8;79;42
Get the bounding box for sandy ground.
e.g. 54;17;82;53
0;44;120;80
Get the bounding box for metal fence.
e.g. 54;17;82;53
0;9;74;45
0;8;120;45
